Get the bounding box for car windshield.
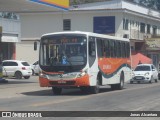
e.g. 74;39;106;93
134;65;151;71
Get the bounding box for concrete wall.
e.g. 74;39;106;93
20;11;123;38
18;10;160;63
16;41;39;64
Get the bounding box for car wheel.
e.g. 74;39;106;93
24;76;30;79
52;87;62;95
15;71;22;79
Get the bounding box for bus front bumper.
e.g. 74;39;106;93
39;74;90;87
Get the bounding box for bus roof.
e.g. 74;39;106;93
42;31;129;42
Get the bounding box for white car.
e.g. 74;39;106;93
131;64;158;84
2;60;32;79
31;61;40;75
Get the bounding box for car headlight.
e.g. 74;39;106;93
144;72;150;76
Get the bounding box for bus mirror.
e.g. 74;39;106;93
34;41;37;51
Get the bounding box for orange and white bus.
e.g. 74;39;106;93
36;31;132;94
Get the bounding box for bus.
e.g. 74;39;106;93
35;31;132;95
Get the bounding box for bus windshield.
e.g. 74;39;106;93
39;35;87;72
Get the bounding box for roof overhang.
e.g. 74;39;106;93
0;0;69;13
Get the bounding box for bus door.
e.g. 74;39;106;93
88;37;99;86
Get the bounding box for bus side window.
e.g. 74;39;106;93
110;40;116;58
122;42;126;58
105;39;110;57
126;42;130;57
97;38;104;57
115;41;118;58
117;41;122;58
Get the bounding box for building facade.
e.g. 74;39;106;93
18;0;160;66
0;12;21;63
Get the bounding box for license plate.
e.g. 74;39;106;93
58;81;66;84
136;77;142;80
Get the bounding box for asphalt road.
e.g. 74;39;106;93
0;76;160;120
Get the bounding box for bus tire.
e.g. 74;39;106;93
116;72;124;90
52;87;62;95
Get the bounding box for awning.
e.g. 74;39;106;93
131;53;152;69
1;36;19;42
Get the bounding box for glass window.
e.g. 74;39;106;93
117;41;122;58
110;40;115;57
105;39;110;57
147;24;150;34
123;19;129;30
121;42;126;58
2;62;8;66
97;38;104;57
126;42;130;57
22;62;30;66
40;35;87;72
63;19;71;31
7;62;18;66
135;65;151;71
153;26;157;35
140;23;145;33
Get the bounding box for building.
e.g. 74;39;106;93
0;12;20;62
18;0;160;67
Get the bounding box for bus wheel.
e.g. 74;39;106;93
89;77;100;94
117;72;124;90
52;87;62;95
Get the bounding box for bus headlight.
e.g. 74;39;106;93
39;72;48;79
77;70;87;78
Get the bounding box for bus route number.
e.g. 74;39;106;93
103;65;111;70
